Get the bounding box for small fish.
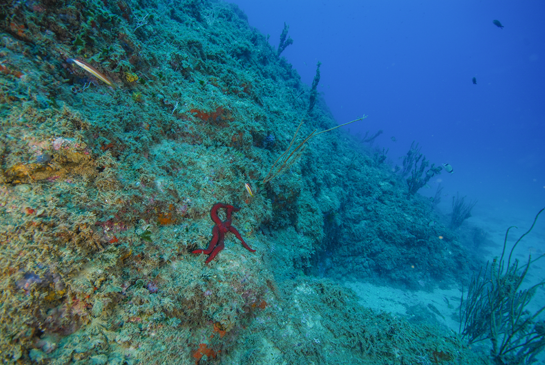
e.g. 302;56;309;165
428;220;436;227
493;20;504;29
472;77;477;85
442;163;454;174
391;136;397;142
244;183;254;197
67;58;115;87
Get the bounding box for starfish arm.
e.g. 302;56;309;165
225;205;240;220
229;226;256;252
205;241;225;264
210;203;225;226
192;225;220;255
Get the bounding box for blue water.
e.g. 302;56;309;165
229;0;545;229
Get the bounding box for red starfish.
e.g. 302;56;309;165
192;203;256;264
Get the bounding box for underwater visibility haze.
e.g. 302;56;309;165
0;0;544;364
231;0;545;224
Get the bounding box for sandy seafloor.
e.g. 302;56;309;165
347;218;545;323
344;210;545;364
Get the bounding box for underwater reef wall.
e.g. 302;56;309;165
0;0;484;363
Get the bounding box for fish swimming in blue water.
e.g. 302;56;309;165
442;163;454;174
493;20;504;29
